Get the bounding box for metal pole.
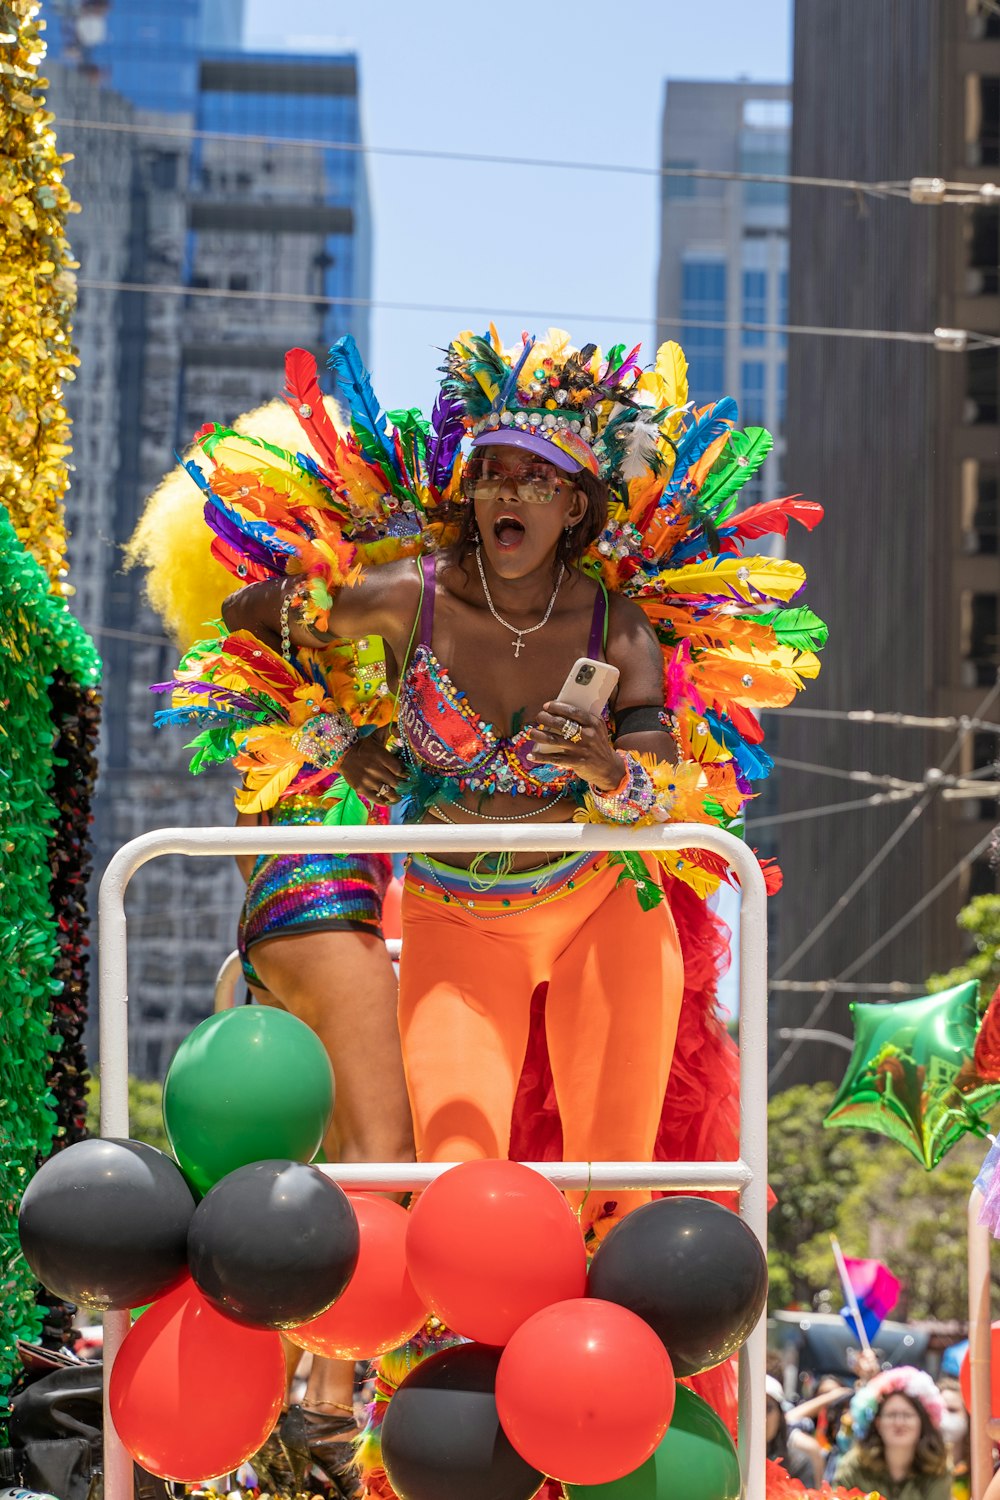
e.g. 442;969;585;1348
969;1187;993;1500
98;822;767;1500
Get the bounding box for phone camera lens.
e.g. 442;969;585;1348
576;665;595;684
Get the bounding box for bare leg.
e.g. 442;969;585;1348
248;928;413;1433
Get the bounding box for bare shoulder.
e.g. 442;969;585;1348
605;590;661;653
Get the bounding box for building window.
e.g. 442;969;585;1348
740;360;766;426
965;348;1000;424
962;590;999;687
742;269;767;347
664;159;696;200
962;460;999;554
965;206;1000;295
776;360;787;428
968;0;1000;40
966;75;1000;167
680;259;726;397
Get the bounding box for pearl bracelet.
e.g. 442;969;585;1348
589;753;657;824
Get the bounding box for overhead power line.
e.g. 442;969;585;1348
54;117;1000;209
74;277;1000;353
774;705;1000;734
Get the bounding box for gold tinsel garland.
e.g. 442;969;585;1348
0;0;80;590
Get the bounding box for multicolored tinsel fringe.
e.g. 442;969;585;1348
0;505;100;1416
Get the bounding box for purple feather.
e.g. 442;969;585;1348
203;500;286;572
426;392;465;489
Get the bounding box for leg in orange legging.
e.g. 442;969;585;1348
397;894;541;1161
545;858;684;1231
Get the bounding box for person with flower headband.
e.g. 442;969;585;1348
165;326;824;1239
835;1366;951;1499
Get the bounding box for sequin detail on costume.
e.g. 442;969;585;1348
238;799;391;987
398;644;578;797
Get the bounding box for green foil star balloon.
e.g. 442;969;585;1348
824;981;1000;1169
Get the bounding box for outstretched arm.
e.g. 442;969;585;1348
221;557;421;667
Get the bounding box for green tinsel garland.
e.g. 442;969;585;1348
0;502;100;1404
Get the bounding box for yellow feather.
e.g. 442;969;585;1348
234;758;299;814
659;555;806;603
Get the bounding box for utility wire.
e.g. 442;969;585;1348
53;116;915;198
768;677;1000;1086
74;277;1000;352
770;980;926;995
768;823;999;1088
770;754;923;792
750;788;921;830
774;705;1000;734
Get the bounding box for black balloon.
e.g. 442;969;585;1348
587;1196;768;1376
18;1137;195;1311
187;1159;359;1328
381;1344;544;1500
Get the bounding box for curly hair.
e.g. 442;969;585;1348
854;1392;948;1478
447;467;609;580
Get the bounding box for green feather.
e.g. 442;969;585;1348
321;777;370;825
746;605;829;652
697;427;774;519
608;850;665;911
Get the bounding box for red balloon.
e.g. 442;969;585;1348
496;1298;676;1485
110;1277;285;1480
406;1160;587;1345
960;1322;1000;1415
287;1195;427;1359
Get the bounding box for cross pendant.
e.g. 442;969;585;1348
512;635;524;658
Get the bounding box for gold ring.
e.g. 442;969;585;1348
560;718;583;743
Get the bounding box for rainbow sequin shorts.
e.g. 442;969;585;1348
238;805;391;988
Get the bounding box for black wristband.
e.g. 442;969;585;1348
614;703;671;738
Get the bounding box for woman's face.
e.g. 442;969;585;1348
765;1398;782;1442
470;445;587;579
876;1393;923;1450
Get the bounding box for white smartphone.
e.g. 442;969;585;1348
554;657;620;721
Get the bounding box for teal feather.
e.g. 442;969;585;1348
327;335;397;473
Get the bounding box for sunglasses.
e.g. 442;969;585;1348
463;458;570;505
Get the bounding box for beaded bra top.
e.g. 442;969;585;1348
397;554;608;799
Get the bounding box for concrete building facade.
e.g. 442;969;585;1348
770;0;1000;1089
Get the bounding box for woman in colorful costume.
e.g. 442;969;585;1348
163;327;825;1451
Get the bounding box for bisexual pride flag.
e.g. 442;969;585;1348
839;1255;901;1344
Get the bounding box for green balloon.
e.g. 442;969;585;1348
163;1006;334;1195
824;980;1000;1169
564;1387;740;1500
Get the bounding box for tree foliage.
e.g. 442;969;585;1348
767;1082;995;1321
85;1076;168;1153
927;893;1000;1000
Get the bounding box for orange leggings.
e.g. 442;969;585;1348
397;853;685;1228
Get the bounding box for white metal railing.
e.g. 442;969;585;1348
98;822;768;1500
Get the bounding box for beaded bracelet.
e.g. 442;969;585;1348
291;710;358;770
589;752;657;824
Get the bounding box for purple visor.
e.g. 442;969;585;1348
470;427;582;474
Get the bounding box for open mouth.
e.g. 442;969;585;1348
494;514;526;549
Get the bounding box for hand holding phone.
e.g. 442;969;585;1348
552;657;620;723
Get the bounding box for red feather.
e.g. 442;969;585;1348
209;536;272;584
284;348;342;473
727;702;765;744
718;496;824;553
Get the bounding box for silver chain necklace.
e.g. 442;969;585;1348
475;545;564;658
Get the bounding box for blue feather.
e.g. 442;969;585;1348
659;398;738;507
177;453;209;491
705;709;774;781
492;335;536;412
326;335;396;470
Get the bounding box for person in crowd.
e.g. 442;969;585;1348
936;1377;970;1500
835;1366;951;1500
766;1375;817;1486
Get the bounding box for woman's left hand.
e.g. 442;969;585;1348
527;701;624;793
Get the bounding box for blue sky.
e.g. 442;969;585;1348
244;0;791;413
